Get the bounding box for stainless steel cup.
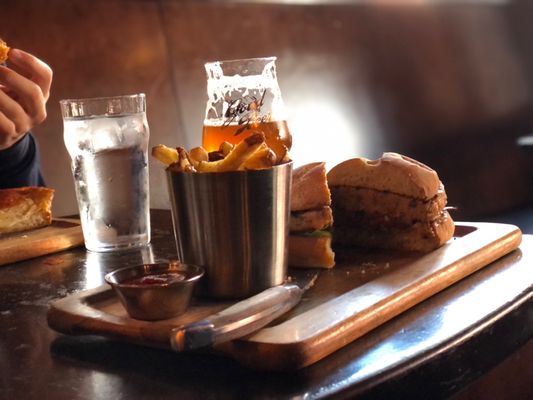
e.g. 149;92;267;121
167;162;292;299
105;261;204;321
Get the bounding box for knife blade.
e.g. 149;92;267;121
170;270;318;352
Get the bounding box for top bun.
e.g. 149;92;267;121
327;152;442;200
291;162;331;211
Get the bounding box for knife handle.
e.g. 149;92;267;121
170;283;302;352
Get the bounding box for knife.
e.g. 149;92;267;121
170;270;318;352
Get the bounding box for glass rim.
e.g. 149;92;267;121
60;93;146;119
59;93;145;106
204;56;277;67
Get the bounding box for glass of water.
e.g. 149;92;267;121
60;94;150;252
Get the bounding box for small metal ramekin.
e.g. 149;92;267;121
105;261;204;321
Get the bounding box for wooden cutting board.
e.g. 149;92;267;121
47;222;522;370
0;218;84;266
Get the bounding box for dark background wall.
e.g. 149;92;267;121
2;0;532;219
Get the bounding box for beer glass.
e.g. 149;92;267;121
60;94;151;252
203;56;292;162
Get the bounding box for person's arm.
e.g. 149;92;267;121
0;48;52;188
0;132;44;189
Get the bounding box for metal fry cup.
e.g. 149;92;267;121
167;162;292;299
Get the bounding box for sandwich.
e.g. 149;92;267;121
0;39;9;63
327;152;455;253
288;162;335;268
0;187;54;234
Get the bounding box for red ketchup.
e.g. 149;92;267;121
124;272;186;286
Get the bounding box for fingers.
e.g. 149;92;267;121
0;88;32;150
0;112;20;150
0;89;31;134
0;48;51;150
7;49;53;101
0;65;47;126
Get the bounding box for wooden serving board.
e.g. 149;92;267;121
0;218;84;266
47;222;522;370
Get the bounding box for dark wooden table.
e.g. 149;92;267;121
1;210;532;399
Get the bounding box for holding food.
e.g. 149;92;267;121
0;40;52;192
0;39;10;63
328;152;455;253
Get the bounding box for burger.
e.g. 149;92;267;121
288;162;335;268
327;152;455;252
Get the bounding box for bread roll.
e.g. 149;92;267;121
288;234;335;269
328;152;441;200
0;187;54;234
291;162;331;211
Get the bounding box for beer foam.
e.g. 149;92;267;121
204;58;284;123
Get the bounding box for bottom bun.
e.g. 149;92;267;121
333;211;455;253
288;234;336;269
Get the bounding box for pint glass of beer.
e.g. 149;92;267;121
203;56;292;162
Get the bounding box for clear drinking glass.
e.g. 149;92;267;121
60;94;151;252
202;56;292;163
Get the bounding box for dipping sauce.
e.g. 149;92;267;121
124;272;186;286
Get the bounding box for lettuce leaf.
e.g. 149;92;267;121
302;230;331;238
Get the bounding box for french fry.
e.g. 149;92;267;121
178;147;196;172
196;160;220;172
239;146;276;170
168;147;196;172
208;151;225;162
153;130;290;173
151;144;179;166
197;132;265;172
278;145;292;164
189;146;209;166
219;141;234;156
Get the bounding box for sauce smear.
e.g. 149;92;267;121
125;272;186;286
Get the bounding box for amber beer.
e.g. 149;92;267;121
202;120;292;162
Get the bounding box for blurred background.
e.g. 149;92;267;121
2;0;532;230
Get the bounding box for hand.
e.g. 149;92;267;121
0;49;53;150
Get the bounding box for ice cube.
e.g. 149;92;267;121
119;114;147;147
88;117;122;152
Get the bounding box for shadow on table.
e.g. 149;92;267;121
50;335;318;399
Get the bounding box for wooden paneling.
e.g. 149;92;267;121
159;1;533;219
1;0;532;219
160;2;380;166
1;0;179;214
